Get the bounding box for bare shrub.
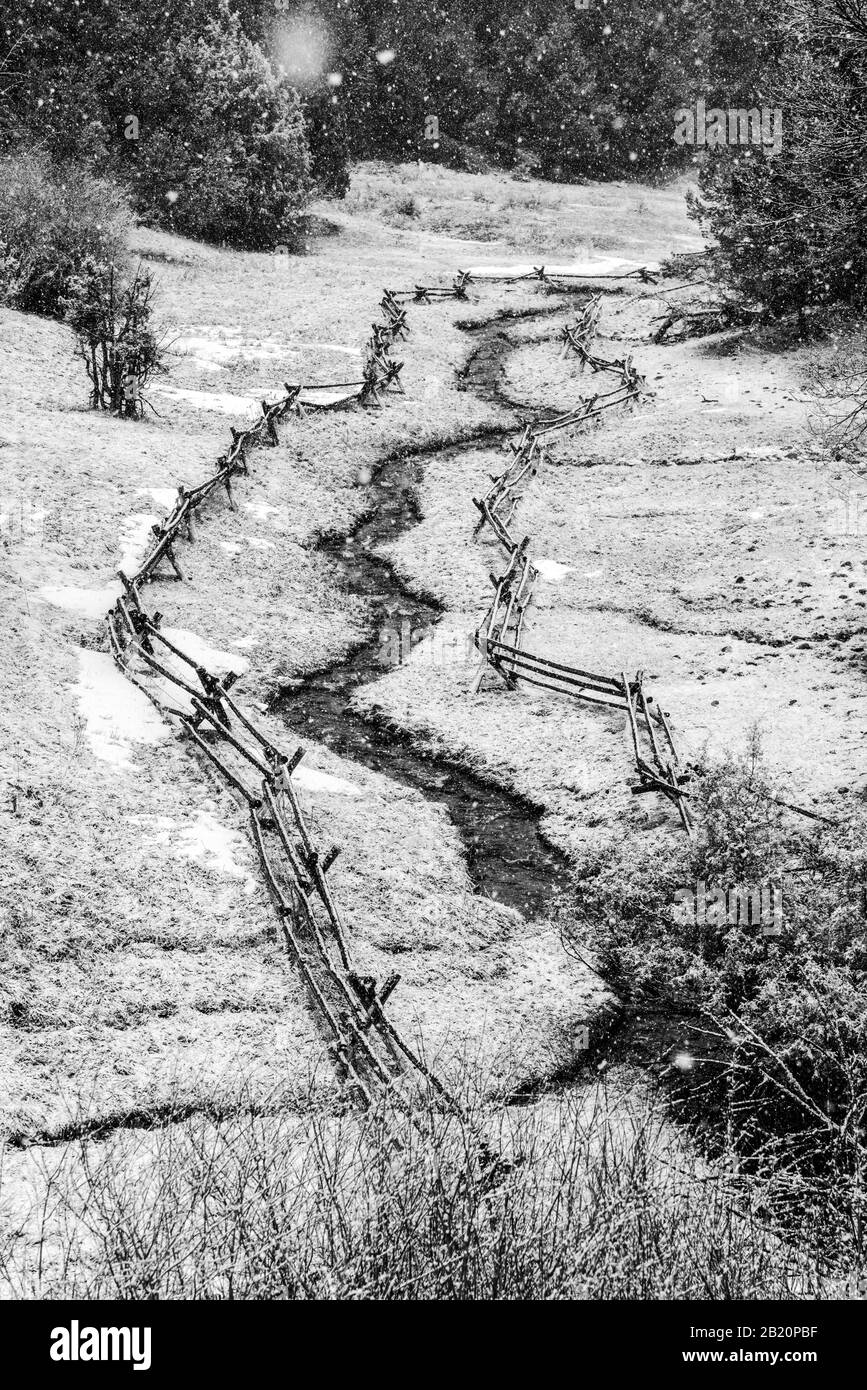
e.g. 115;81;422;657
0;1072;831;1301
61;260;166;417
805;330;867;471
559;732;867;1265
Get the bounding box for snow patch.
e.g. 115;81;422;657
74;649;168;769
152;385;261;415
294;766;363;798
118;514;159;576
168;331;362;375
242;501;281;522
151;808;256;887
466;258;659;279
172;336;298;370
136;487;179;511
244;535;275;551
433;235;505;247
219;541;243;555
535;558;575;582
38;585;121;620
130;814;176;831
302;343;362;356
403;626;474;669
232;635;258;650
298;386;359;406
159;627;249;676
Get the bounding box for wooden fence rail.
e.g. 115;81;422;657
104;258;695;1123
104;292;481;1114
463;294;690;831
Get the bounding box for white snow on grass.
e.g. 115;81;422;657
243;535;275;550
298;386;359;406
242;501;281;521
172;327;359;354
465;257;660;279
401;625;475;669
171;336;299;370
136;486;179;511
432;235;505;247
219;541;243;555
130;814;176;831
38;585;121;620
75;649;168;769
118;514;159;576
152;385;261;415
294;766;363;798
150;807;256;889
535;558;575;582
301;343;362;356
159;628;249;676
232;635;258;650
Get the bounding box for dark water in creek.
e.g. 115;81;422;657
276;431;574;919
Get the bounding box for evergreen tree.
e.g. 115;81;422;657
304;80;351;197
692;1;867;318
2;0;311;248
131;3;311;247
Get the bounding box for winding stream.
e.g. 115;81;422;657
273;300;709;1080
273;300;721;1091
275;312;576;920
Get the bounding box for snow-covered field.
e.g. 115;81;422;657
4;158;860;1165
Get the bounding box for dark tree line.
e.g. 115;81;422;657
1;0;311;248
692;0;867;320
3;0;866;324
284;0;713;179
2;0;727;246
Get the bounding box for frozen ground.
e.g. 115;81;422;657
2;161;861;1151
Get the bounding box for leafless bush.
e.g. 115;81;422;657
0;1071;834;1301
806;332;867;469
61;260;167;418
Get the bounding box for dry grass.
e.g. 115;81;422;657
3;160;863;1296
0;1069;831;1301
346;162;703;261
358;270;867;862
5;161;685;1141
